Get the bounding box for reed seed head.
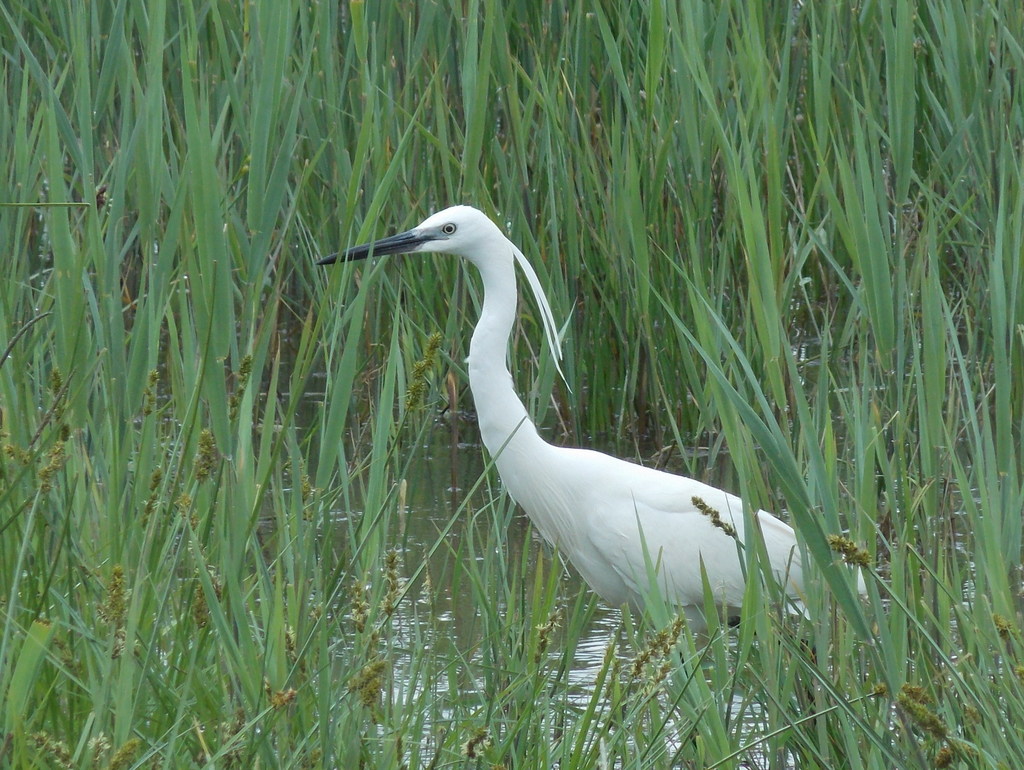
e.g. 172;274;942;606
897;684;948;740
461;727;492;758
405;331;444;409
98;565;128;629
348;658;388;712
826;534;872;568
30;732;73;769
270;687;298;709
534;607;562;664
108;738;142;770
992;613;1016;640
38;439;67;494
692;496;737;538
195;428;218;482
384;549;404;615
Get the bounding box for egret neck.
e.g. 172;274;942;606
464;242;544;460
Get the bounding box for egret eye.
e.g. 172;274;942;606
441;223;457;235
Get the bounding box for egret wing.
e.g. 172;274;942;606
550;448;801;612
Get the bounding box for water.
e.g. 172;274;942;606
339;413;628;669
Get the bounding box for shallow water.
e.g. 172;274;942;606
325;411;749;691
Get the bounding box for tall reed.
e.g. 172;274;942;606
1;0;1022;766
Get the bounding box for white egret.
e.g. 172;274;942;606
321;206;807;629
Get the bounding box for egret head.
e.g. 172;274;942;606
320;205;565;376
318;205;505;266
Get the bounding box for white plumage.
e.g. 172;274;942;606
323;205;805;629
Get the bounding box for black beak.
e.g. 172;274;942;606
317;228;430;266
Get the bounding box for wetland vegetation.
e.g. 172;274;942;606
2;1;1023;767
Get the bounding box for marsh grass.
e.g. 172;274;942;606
2;0;1023;767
